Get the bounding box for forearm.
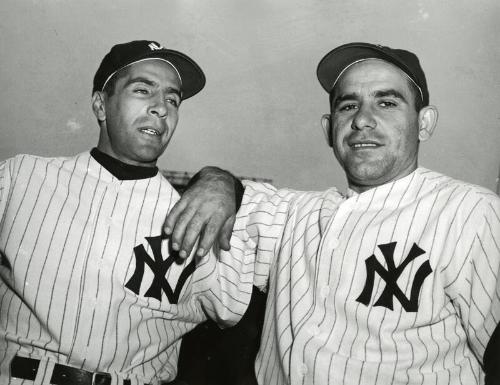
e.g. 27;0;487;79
186;166;243;210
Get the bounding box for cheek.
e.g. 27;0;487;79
166;115;179;136
332;120;348;147
107;104;132;129
394;123;419;152
168;111;179;125
330;125;348;164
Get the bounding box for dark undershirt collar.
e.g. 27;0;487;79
90;148;158;180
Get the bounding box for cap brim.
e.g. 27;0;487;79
157;49;206;100
317;43;413;94
121;49;206;100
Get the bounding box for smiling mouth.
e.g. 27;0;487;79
140;127;162;136
351;143;379;149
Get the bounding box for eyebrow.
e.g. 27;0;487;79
333;88;408;107
374;89;408;103
125;77;181;97
333;93;358;108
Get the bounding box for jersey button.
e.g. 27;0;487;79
308;325;320;336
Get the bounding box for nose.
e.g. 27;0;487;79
351;103;376;130
149;94;168;119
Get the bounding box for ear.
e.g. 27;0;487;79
92;91;107;122
321;114;333;147
417;105;438;142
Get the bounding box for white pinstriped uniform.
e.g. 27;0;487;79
0;152;253;385
231;167;500;385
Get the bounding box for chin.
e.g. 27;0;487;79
347;163;389;185
135;147;164;164
127;154;158;167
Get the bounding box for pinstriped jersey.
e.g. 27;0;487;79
232;168;500;385
0;152;253;385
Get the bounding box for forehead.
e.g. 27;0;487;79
334;59;412;94
118;59;182;90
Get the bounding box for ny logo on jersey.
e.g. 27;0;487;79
125;235;195;303
356;242;432;312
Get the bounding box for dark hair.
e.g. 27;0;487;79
329;77;424;113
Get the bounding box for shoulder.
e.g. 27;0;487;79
240;180;344;225
1;152;95;183
419;168;497;198
242;180;342;204
2;153;58;174
418;167;500;219
4;152;87;168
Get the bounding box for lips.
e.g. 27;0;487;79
138;126;165;137
352;143;377;148
348;140;382;149
140;127;160;136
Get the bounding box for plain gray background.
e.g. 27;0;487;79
1;0;499;193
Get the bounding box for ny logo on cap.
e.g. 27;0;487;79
148;42;164;51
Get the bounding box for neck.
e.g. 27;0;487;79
347;166;418;194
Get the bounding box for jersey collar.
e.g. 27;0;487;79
90;148;158;180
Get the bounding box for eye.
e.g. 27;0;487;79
379;100;397;108
166;96;180;108
134;87;150;95
338;103;357;112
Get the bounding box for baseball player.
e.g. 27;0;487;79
165;42;500;384
0;40;252;385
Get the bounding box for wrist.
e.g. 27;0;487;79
193;166;243;210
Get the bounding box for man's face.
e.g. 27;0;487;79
94;59;182;167
330;59;421;192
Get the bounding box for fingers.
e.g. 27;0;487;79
195;213;229;257
177;211;207;258
163;166;240;259
164;193;200;256
163;199;187;237
171;205;200;258
166;200;227;259
167;206;234;258
217;216;236;251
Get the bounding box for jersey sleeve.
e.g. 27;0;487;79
445;189;500;366
192;241;255;328
193;181;297;327
230;181;297;292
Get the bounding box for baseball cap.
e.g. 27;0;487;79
317;42;429;106
93;40;206;100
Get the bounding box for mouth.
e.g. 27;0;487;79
348;136;383;150
351;143;379;149
139;126;163;137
